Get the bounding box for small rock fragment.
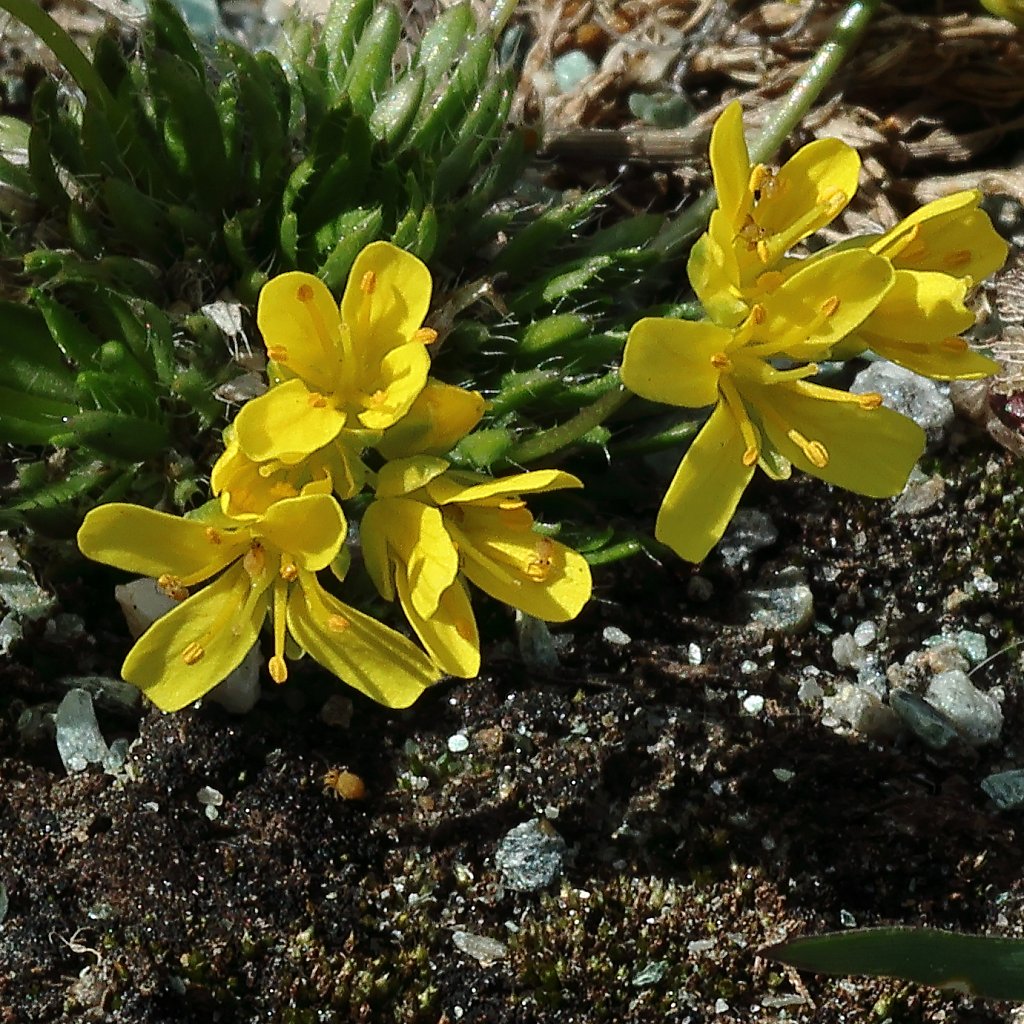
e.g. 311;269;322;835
59;674;140;714
740;567;814;635
741;694;765;715
718;509;778;567
494;819;566;892
320;694;353;728
207;646;262;714
0;534;56;620
832;633;867;670
851;362;953;447
824;684;900;739
55;689;112;773
447;733;470;754
553;50;597;92
894;472;945;516
452;930;508;966
890;690;959;750
517;611;560;674
981;770;1024;810
925;670;1003;747
853;621;877;647
603;625;631;646
114;578;176;638
0;615;22;655
632;961;668;987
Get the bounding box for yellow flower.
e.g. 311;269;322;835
689;100;862;324
233;242;437;492
77;494;440;711
862;190;1008;286
620;250;926;562
361;457;592;677
980;0;1024;25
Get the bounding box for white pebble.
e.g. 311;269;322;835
742;694;765;715
853;621;877;647
603;626;631;646
687;642;702;666
197;786;224;807
447;733;470;754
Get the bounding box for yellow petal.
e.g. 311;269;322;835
396;569;480;678
427;468;583;505
234;378;346;463
453;519;592;622
257;272;343;394
759;249;893;358
360;497;397;602
288;572;441;708
362;497;459;618
258;493;346;571
687;218;748;327
341;241;433;356
122;564;267;711
376;379;486;459
375;455;450;499
750;379;926;497
211;439;300;518
709;100;751;228
78;503;247;582
621;318;730;408
871;190;1008;283
654;401;755;562
855;270;996;380
356;342;430;430
759;138;860;238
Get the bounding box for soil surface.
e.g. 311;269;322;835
4;439;1024;1023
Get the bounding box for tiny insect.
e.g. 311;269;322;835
322;767;366;801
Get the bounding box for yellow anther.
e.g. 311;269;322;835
266;345;288;362
205;527;222;545
157;574;189;601
327;614;350;633
755;270;786;294
856;391;883;409
943;249;972;269
751;303;767;325
268;656;288;684
412;327;438;344
524;538;555;581
789;429;829;468
821;189;848;216
279;559;298;582
365;389;388;408
308;392;329;409
296;283;315;303
182;642;205;666
755;239;772;264
243;543;266;578
820;296;841;317
741;446;759;467
711;352;732;370
360;270;376;295
748;164;773;195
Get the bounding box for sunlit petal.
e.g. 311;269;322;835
356;342;430;430
654;401;755;562
396;569;480;678
122;564;267;712
288;572;440;708
258;493;347;571
78;503;247;582
709;100;751;228
234;378;347;463
375;455;450;499
376;379;486;459
621;318;730;408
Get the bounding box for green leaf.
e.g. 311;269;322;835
341;4;402;119
411;3;475;98
518;314;592;359
0;386;78;446
766;927;1024;1001
0;300;77;401
148;0;206;79
408;34;494;156
318;206;384;291
322;0;376;86
369;69;426;148
0;154;33;193
148;51;229;213
61;409;170;461
491;190;607;275
31;290;105;366
449;427;515;469
102;178;174;257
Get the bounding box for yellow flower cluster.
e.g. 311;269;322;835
79;243;592;711
621;102;1008;563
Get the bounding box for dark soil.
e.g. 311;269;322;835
3;434;1024;1023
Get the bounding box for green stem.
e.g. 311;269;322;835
0;0;111;109
653;0;883;258
506;382;631;464
584;538;643;566
612;417;701;458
